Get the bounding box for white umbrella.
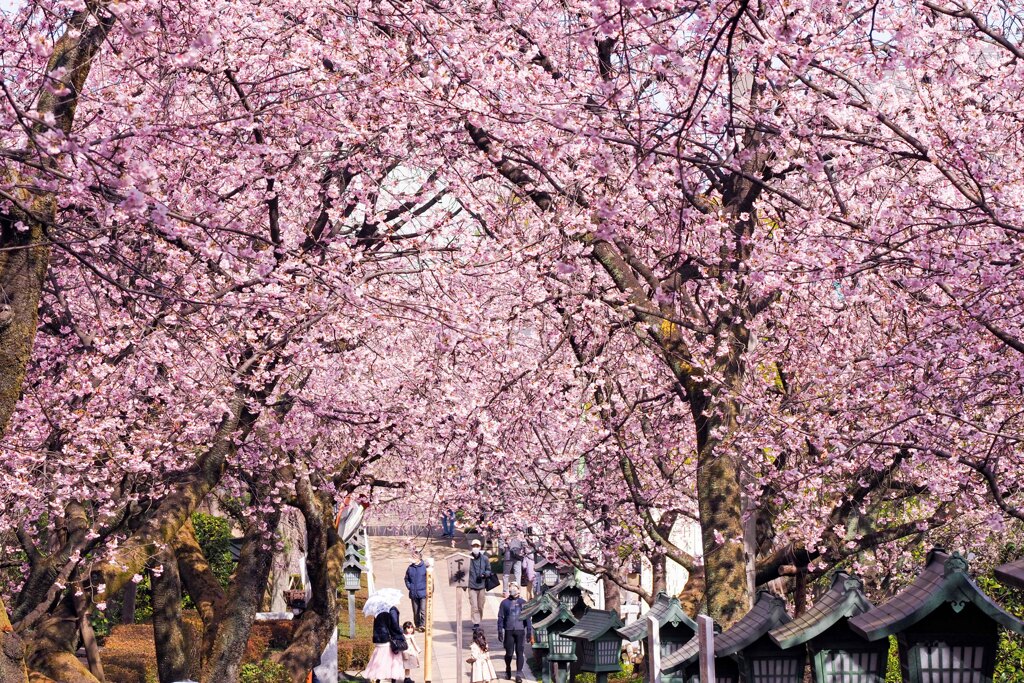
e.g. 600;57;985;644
362;588;403;617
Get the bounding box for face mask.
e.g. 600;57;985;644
472;549;481;556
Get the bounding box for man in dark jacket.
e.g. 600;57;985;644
497;584;532;683
468;538;491;629
404;552;428;630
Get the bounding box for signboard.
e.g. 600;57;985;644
337;502;365;543
446;552;472;589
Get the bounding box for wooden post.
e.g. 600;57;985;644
456;587;465;682
425;558;435;683
348;589;357;639
647;613;661;683
697;615;715;683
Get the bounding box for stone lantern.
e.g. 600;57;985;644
535;603;579;683
618;592;697;683
564;609;625;683
662;591;798;683
770;572;888;683
850;549;1024;683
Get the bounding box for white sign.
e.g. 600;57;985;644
446;552;472;588
647;614;661;683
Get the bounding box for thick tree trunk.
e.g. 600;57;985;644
151;546;188;683
0;597;29;683
201;510;282;682
26;597;100;683
603;576;622;612
650;552;666;596
0;218;50;441
0;8;112;438
72;592;105;682
120;583;137;625
692;395;750;628
794;571;807;616
677;566;705;618
273;475;344;683
175;520;227;665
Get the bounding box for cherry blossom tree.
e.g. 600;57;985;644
2;0;1024;680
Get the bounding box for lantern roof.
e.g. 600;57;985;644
995;557;1024;590
564;609;625;642
523;592;559;619
549;575;579;596
535;557;562;572
535;603;579;630
769;572;872;649
662;591;790;672
849;549;1024;642
617;592;697;642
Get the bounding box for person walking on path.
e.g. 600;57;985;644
468;538;492;629
402;621;421;683
404;552;428;631
468;629;498;683
497;584;532;683
364;589;407;683
500;536;525;596
441;508;457;538
521;550;535;601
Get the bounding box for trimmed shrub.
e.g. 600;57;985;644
244;631;271;665
252;619;296;649
239;660;291;683
351;640;375;670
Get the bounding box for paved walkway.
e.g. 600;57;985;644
363;530;535;683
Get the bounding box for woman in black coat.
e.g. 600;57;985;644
363;589;407;683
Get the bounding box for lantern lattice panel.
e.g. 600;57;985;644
534;626;549;646
550;633;575;659
821;651;882;683
750;656;802;683
914;643;985;683
579;641;620;666
598;640;619;663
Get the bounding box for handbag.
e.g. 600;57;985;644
483;572;500;591
390;633;408;654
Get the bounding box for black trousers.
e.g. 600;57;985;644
503;629;526;675
410;596;425;628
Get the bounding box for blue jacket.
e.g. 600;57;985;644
468;552;491;590
497;596;532;635
405;561;428;599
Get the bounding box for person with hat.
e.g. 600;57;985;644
468;538;492;629
497;584;531;683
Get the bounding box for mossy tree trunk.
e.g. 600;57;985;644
200;509;283;683
151;546;189;683
273;469;346;683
